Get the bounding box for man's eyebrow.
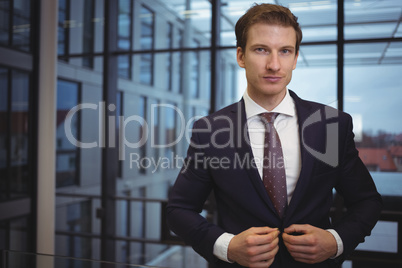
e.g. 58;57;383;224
280;44;296;49
249;43;269;49
249;44;296;49
281;45;296;50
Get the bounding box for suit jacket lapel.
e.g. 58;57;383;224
285;90;318;221
231;99;279;217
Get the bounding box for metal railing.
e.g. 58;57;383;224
53;192;402;268
346;210;402;268
0;249;164;268
54;192;206;267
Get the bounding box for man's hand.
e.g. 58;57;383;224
282;224;337;264
228;227;279;268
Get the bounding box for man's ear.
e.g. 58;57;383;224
236;47;245;68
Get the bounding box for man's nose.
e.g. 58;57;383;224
267;53;280;72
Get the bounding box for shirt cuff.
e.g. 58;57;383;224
326;229;344;258
213;232;235;263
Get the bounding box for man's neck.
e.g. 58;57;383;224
247;88;287;112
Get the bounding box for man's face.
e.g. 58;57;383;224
237;23;298;105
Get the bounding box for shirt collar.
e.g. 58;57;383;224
243;89;296;120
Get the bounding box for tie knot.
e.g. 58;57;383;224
260;112;279;124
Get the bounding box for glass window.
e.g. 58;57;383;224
140;5;154;50
177;29;184;94
118;54;131;79
115;187;145;264
140;53;152;84
0;0;10;46
12;0;31;51
10;70;30;198
203;50;211;101
152;100;160;162
163;102;178;167
0;220;6;249
345;0;402;40
139;96;146;174
56;79;80;188
58;0;102;66
166;22;173;49
58;0;69;58
190;39;200;98
0;0;32;51
345;43;388;65
219;57;237;108
116;91;123;178
381;42;402;64
344;42;402;209
83;0;95;68
9;216;31;251
150;101;179;168
166;22;173;90
55;201;92;261
0;216;32;255
220;0;337;46
118;0;132;50
121;93;147;175
118;0;132;79
0;68;8;200
288;44;338;107
0;68;31;201
67;201;91;255
287;0;337;43
163;0;211;48
140;5;154;85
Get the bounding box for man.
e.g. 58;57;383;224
166;3;382;268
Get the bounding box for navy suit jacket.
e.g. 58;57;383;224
167;90;382;268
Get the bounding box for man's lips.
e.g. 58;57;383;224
263;76;282;82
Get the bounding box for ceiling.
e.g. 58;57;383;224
160;0;402;65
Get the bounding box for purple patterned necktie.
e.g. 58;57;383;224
260;112;287;218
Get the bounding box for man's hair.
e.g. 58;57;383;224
235;3;303;54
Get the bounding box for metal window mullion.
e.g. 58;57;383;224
101;0;118;264
210;0;221;114
90;0;95;67
6;69;11;199
337;0;344;111
76;83;82;186
126;197;131;263
8;0;13;46
65;0;71;62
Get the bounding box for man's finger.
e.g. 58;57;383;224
284;224;310;235
251;226;279;235
251;229;280;245
282;232;309;245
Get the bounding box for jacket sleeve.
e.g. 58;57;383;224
333;113;383;259
166;119;225;263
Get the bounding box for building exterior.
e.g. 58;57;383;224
358;148;397;172
389;145;402;172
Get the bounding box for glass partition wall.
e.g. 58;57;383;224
0;0;401;267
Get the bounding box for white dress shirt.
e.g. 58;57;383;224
213;89;343;262
244;88;301;203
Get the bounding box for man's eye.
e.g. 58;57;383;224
256;48;265;52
